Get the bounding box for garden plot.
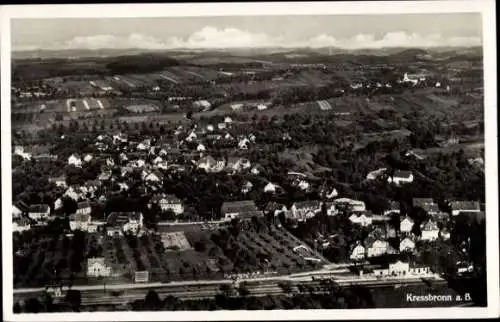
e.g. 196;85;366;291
160;232;192;251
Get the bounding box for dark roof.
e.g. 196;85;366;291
293;200;322;210
412;198;435;207
77;201;91;209
69;213;90;222
387;201;400;210
393;170;412;179
150;193;182;204
450;201;480;211
29;204;50;213
221;200;258;215
106;212;141;226
14;200;30;212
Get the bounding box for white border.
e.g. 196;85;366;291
1;1;498;321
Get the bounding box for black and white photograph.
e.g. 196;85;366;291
1;1;498;321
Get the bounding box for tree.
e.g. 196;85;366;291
65;289;81;312
13;301;22;313
143;290;162;310
24;298;42;313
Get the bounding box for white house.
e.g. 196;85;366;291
224;116;233;124
75;200;91;216
54;198;63;210
197;143;206;152
28;204;50;221
257;104;268;111
399;237;416;252
149;194;184;214
185;131;197;142
12;201;29;218
264;182;278;193
350;244;366;261
206;124;214;132
440;228;451;240
87;257;112;277
106;157;115;167
218;123;227;130
297;180;310;191
387;170;414;185
421;219;440;241
349;213;373;227
400;216;415;234
83;154;93;162
13;217;31;233
238;138;250;150
68;154;82;167
13;146;32;160
241;181;253;194
366;168;387;180
153;156;164;165
324;202;337;216
69;213;91;231
366;239;390;258
325;188;338;199
290;201;322;221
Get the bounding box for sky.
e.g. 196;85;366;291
11;13;482;51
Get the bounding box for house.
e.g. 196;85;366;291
226;157;251;172
197;156;226;173
87;257;112;277
349;213;373;227
185;131;197;142
13;146;32;160
149;194;184;214
297;180;310;191
12;200;29;218
250;165;264;175
264;182;278;193
193;100;211;109
13;217;31;233
197;143;206;152
350;243;366;261
290;200;322;221
333;198;366;212
83;154;93;162
64;186;85;201
264;202;287;216
28;204;50;220
106;157;115;167
324;202;337;216
76;201;92;216
325;187;339;199
221;200;262;221
400;216;415;234
366;239;391;258
231;104;243;111
143;170;163;183
218;123;227;130
241;181;253;194
206;124;214;132
413;198;439;215
238;137;250;150
387;170;414;185
449;201;481;216
383;201;400;216
399;237;416;252
440;228;451;240
420;219;440;241
118;182;129;192
48;176;67;188
257;104;268;110
69;213;91;231
373;261;431;277
366;168;387;180
106;212;144;235
68;154;82;167
152;156;163;165
224;116;233;124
